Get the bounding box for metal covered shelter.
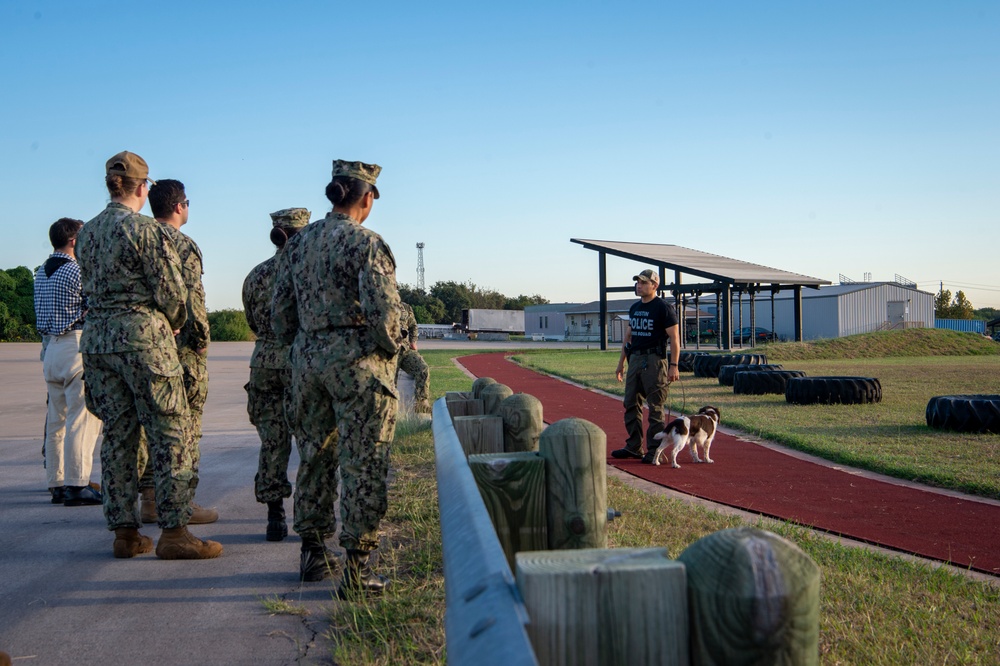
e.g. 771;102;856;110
571;238;832;350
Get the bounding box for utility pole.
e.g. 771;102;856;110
416;242;425;292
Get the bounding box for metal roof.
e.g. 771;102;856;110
571;238;831;287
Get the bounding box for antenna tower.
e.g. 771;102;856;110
416;242;425;291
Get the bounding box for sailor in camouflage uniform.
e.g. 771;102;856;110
397;302;431;412
242;207;310;542
272;159;401;593
76;151;221;560
137;179;219;525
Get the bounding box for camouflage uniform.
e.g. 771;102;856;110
272;203;401;552
76;202;194;530
138;227;210;489
243;208;310;504
396;302;429;406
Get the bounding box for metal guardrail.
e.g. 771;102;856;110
432;398;538;666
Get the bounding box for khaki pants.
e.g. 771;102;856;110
42;331;102;488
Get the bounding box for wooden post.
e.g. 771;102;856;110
453;415;504;456
447;398;484;419
445;390;471;402
677;527;820;666
538;418;607;550
469;452;547;571
481;383;514;416
472;376;498;399
516;547;688;666
499;393;544;452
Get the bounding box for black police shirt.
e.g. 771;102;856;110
628;297;678;352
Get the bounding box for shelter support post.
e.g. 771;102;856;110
599;252;608;351
793;285;803;342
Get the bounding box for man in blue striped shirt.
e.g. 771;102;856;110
34;218;103;506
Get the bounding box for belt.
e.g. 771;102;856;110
630;349;661;356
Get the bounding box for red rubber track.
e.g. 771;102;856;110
457;352;1000;576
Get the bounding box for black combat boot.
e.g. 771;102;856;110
266;500;287;542
300;535;340;582
337;549;390;599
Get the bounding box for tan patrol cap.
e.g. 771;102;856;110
106;151;152;182
269;208;310;229
331;159;381;199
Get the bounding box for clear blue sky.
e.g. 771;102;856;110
2;1;998;310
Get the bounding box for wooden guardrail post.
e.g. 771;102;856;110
431;398;538;666
453;415;504;456
499;393;544;452
516;548;688;666
469;452;547;570
481;383;514;415
677;527;820;666
472;376;499;399
448;398;485;419
538;418;607;550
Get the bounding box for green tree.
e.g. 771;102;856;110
974;307;1000;321
934;289;954;319
4;267;36;327
429;281;474;324
952;290;975;319
0;301;12;340
207;309;255;341
0;266;40;341
398;283;445;323
504;294;549;309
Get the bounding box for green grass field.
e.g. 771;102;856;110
325;331;1000;664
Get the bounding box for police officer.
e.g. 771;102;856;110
397;302;431;413
76;151;222;560
612;269;681;463
242;207;310;541
272;160;401;594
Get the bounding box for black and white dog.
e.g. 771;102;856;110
651;406;721;468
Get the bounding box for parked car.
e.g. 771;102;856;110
734;327;778;344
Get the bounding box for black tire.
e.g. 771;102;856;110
693;353;768;379
718;363;784;386
785;377;882;405
734;370;807;395
926;395;1000;434
678;351;709;373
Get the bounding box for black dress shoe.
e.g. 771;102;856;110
49;486;67;504
610;446;643;459
63;485;102;506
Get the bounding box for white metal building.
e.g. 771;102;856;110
724;282;936;341
523;303;579;340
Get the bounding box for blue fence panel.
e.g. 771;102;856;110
935;319;986;334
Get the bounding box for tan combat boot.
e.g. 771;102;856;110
155;526;223;560
113;527;154;558
141;489;219;525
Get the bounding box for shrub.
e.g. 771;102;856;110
208;309;255;341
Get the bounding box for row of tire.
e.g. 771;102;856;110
676;351;1000;433
681;351;883;405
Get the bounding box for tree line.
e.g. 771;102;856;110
0;268;550;341
400;281;548;325
0;267;39;341
11;268;995;342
